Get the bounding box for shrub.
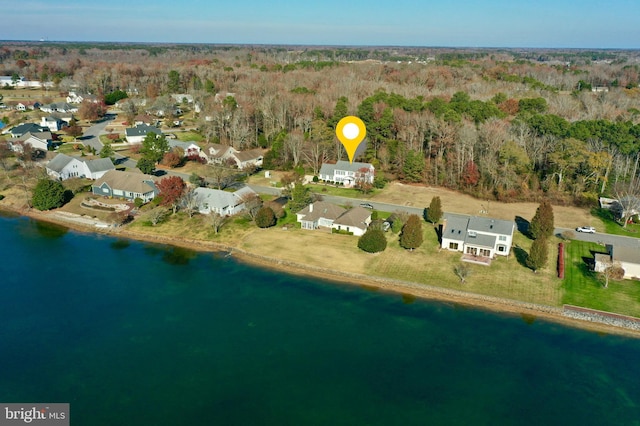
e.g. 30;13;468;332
255;206;277;228
357;229;387;253
32;179;66;211
134;197;144;208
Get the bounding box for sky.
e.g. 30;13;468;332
3;0;639;48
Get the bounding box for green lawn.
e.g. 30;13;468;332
309;183;376;199
592;207;640;237
562;240;640;317
175;131;204;142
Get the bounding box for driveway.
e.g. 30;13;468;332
81;113;116;154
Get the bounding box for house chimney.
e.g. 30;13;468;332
308;203;313;212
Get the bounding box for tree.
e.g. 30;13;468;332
402;149;425;182
167;70;181;93
137;157;155;174
599;258;625;288
461;160;480;187
79;100;106;122
526;237;548;272
99;142;116;162
162;151;182;168
208;212;227;234
209;166;236;190
180;188;199;218
241;193;263;221
189;172;204;187
66;119;83;141
357;229;387;253
0;140;12;171
454;264;471;283
529;199;554;239
426;196;443;224
32;179;66;211
399;214;423;251
255;206;277;228
148;207;168;226
140;133;169;164
156;176;186;214
611;190;640;228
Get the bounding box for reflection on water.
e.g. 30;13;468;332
143;243;197;266
110;239;131;250
33;219;68;239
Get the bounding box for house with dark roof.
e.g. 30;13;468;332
125;124;163;144
92;170;158;202
193;186;257;215
441;213;515;258
231;148;265;169
595;245;640;280
7;123;48;138
319;161;374;188
40;115;67;132
331;206;372;236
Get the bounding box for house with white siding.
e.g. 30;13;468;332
125;124;163;144
441;213;515;258
47;153;115;180
193;186;256;215
319;161;375;188
595;245;640;281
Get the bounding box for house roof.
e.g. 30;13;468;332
9;123;48;136
168;140;199;151
443;213;514;241
46;153;77;172
193;186;256;210
125;124;162;138
612;245;640;264
464;232;497;249
297;201;346;223
85;158;115;174
333;206;371;229
319;160;374;176
94;170;156;194
234;148;265;163
41;102;76;112
468;216;515;236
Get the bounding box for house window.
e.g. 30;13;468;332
449;242;459;250
480;249;491;257
498;245;506;252
499;235;507;241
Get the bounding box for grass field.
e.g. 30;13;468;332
562;241;640;317
591;207;640;238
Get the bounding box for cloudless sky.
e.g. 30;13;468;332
3;0;639;48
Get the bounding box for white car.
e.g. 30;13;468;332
576;226;596;233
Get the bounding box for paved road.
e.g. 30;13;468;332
81;113;115;154
556;227;640;249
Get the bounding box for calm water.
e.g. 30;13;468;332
1;213;640;425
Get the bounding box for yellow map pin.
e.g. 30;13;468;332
336;116;366;164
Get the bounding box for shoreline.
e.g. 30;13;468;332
4;205;640;339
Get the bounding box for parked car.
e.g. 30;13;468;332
359;203;374;209
576;226;596;233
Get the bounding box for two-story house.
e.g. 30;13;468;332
319;161;375;188
441;213;515;258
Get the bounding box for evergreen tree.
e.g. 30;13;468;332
32;179;66;211
99;142;116;162
529;199;554;239
402;150;425;182
427;196;443;224
357;229;387;253
140;133;169;164
255;206;277;228
400;214;423;251
526;237;548;272
137;157;155;174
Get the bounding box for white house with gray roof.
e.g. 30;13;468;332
47;154;115;180
193;186;257;216
125;124;163;144
319;161;374;188
595;245;640;280
441;213;515;258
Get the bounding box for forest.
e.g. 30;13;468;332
2;42;640;205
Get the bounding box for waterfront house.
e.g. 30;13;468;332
92;170;158;202
331;206;372;236
297;201;347;230
193;186;257;216
319;161;375;188
47;153;115;180
595;245;640;280
441;213;515;258
9;131;52;153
